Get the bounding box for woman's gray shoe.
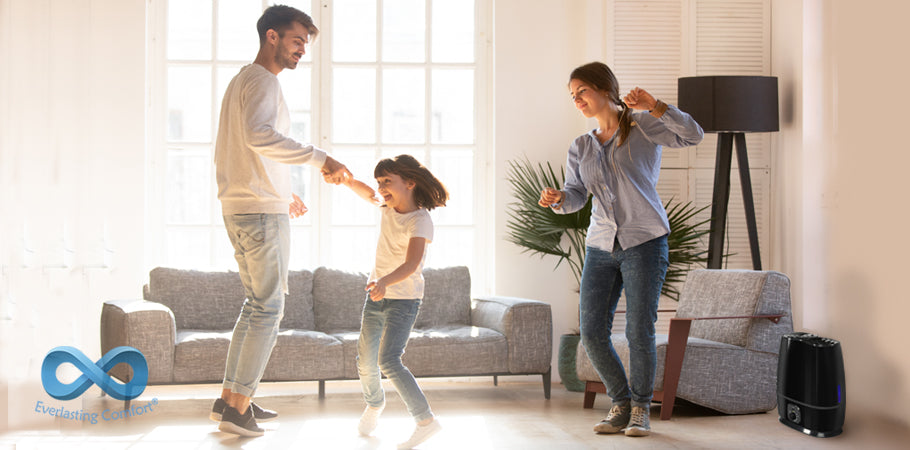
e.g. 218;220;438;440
593;404;631;434
624;406;651;437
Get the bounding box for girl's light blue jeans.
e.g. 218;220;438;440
579;235;668;407
221;213;289;398
357;297;434;423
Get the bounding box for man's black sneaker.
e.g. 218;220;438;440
218;405;264;437
210;398;277;422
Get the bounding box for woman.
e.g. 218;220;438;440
539;62;703;437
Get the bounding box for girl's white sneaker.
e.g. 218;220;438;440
357;404;384;436
397;419;442;449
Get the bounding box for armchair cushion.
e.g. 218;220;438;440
675;269;769;347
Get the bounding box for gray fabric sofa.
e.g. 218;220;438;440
101;266;553;399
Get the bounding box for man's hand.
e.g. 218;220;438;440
289;193;308;218
321;156;352;185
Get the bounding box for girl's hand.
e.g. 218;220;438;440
538;187;564;208
348;178;382;205
289;193;308;218
365;280;386;301
622;87;657;111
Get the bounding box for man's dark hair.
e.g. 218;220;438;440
257;5;318;44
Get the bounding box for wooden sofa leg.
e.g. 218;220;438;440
583;381;606;409
543;367;551;399
493;375;498;386
318;380;325;399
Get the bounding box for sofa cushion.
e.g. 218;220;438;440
402;325;509;376
173;330;233;383
285;270;316;330
332;325;509;379
262;330;344;381
417;266;472;328
150;268;245;331
148;267;314;331
313;267;369;333
173;329;344;383
330;331;362;379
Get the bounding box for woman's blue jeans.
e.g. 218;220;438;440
357;297;434;423
579;235;668;407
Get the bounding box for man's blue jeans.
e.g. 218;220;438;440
579;235;668;407
221;213;289;398
357;297;434;423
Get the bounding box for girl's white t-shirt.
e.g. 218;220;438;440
370;206;434;299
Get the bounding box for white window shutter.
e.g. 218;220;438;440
605;0;774;280
607;0;688;169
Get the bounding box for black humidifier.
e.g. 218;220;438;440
777;332;845;437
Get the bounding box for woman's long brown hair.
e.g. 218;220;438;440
570;62;632;146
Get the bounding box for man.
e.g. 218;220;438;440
211;5;348;436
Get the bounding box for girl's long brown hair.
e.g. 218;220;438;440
570;62;632;146
374;155;449;211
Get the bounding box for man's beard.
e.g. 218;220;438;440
276;49;300;70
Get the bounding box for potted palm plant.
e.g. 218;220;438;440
505;157;710;391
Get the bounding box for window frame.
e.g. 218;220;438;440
146;0;493;294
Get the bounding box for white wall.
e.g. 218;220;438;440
492;0;589;368
823;0;910;430
0;0;147;431
772;0;910;431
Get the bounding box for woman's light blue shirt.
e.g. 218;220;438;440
554;105;704;252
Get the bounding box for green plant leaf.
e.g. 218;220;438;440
504;158;709;300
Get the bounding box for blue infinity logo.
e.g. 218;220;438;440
41;346;148;401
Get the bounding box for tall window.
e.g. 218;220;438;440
150;0;487;279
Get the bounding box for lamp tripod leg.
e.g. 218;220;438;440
734;133;762;270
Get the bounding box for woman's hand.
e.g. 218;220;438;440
622;87;657;111
538;187;565;208
289;193;308;218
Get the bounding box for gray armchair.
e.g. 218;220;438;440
576;269;793;420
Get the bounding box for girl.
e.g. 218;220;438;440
539;62;703;437
345;154;448;449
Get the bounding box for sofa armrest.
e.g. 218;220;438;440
472;296;552;374
101;299;176;384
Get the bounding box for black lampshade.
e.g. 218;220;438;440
678;76;779;133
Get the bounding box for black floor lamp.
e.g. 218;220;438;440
677;76;779;270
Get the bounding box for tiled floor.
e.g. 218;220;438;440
2;379;908;449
